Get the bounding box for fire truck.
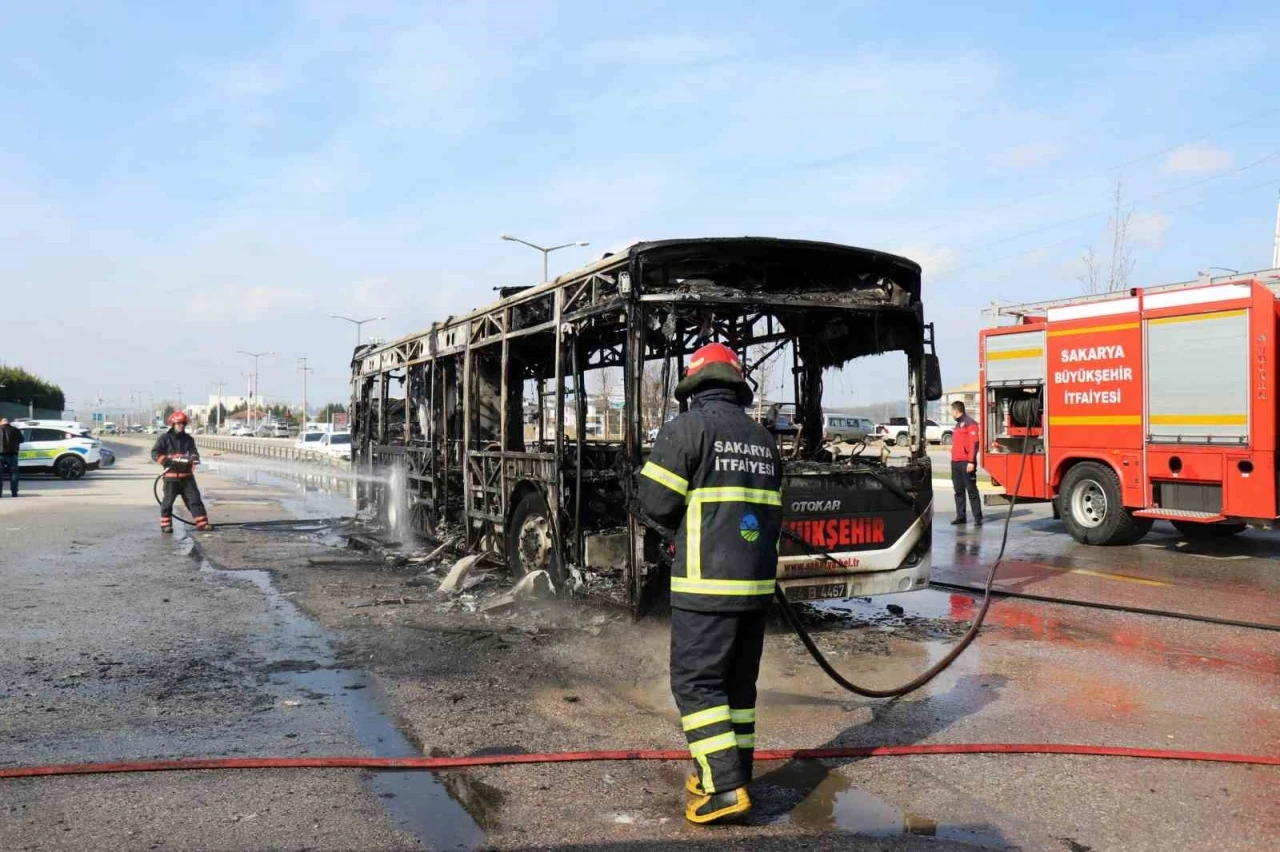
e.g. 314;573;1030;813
980;267;1280;545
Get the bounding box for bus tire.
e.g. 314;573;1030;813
1060;462;1149;545
506;490;566;586
1171;520;1246;539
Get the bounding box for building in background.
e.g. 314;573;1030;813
931;382;980;422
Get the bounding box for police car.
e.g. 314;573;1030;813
11;420;103;479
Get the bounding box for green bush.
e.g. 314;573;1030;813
0;365;66;411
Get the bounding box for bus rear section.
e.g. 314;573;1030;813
777;463;933;601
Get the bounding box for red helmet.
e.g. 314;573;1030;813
686;342;743;378
168;410;189;426
675;342;752;405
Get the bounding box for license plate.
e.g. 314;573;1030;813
785;582;847;602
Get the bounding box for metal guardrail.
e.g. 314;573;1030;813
195;435;350;468
109;434;349;469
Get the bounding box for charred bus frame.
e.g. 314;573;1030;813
351;238;941;614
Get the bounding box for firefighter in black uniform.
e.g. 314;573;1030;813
638;342;784;824
150;411;211;533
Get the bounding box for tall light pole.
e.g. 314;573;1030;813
500;234;590;283
330;315;385;348
297;358;314;431
212;381;226;434
238;350;273;431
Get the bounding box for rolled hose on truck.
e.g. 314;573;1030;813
15;448;1263;782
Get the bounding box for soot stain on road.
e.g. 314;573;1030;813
190;536;488;850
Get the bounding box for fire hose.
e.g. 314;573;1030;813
1;743;1274;780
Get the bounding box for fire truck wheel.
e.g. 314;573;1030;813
1060;462;1149;545
507;490;566;586
1171;520;1247;539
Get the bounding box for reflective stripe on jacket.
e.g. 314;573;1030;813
638;387;784;612
150;429;201;479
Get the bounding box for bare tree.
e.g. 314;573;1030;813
594;367;617;439
641;360;673;433
747;343;779;419
1079;181;1136;295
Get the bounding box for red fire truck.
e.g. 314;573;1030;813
980;268;1280;545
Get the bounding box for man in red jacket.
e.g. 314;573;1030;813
950;401;983;526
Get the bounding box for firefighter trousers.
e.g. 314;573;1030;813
160;477;208;527
670;607;766;794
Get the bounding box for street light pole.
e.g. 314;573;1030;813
297;358;314;432
213;381;226;434
500;235;590;283
238;350;273;431
330;315;386;348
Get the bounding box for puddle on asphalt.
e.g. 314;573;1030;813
196;553;486;850
763;759;1012;847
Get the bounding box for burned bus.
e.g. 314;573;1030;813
350;238;942;613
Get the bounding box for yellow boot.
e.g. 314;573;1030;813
686;787;751;824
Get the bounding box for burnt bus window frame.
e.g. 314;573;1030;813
350;238;933;614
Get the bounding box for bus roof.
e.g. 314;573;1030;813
357;237;922;363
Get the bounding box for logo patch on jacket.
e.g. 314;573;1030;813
739;513;761;543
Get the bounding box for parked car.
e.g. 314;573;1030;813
822;413;876;443
295;430;326;451
13;423;102;479
317;430;352;461
876;417;953;447
229;426;253;437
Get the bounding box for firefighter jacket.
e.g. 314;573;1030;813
950;415;981;465
639;387;784;613
150;429;201;479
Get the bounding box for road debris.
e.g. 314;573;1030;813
437;553;489;596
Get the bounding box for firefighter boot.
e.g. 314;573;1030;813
686;787;751;824
687;756;752;795
686;772;704;795
160;516;173;534
194;516;213;532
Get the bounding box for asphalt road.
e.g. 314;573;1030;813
2;440;1276;851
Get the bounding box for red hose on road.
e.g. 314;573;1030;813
3;743;1276;779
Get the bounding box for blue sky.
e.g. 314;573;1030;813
3;1;1278;416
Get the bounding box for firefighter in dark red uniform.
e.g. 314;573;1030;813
150;411;211;533
949;400;983;526
638;343;784;824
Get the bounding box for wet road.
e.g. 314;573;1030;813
0;445;429;850
2;439;1277;851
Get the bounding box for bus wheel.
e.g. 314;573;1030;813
506;490;565;585
1171;520;1246;539
1060;462;1149;545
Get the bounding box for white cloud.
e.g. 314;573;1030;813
1129;211;1172;246
1164;145;1233;174
187;286;318;323
892;245;961;279
582;34;738;65
991;141;1062;170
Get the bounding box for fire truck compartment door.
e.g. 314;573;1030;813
1147;310;1249;443
985;330;1046;384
